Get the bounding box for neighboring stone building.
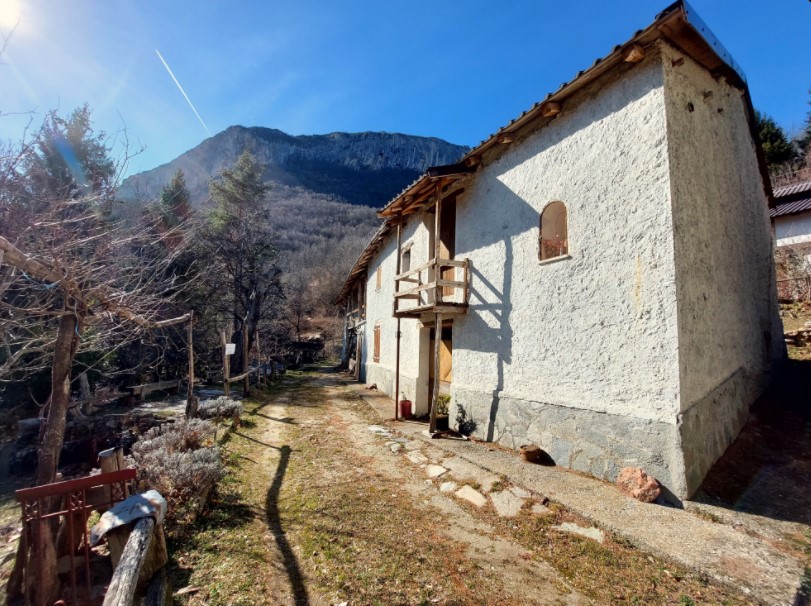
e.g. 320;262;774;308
336;1;784;500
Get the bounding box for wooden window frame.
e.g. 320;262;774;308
373;324;381;363
401;244;412;274
539;201;569;262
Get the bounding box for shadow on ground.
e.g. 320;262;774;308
265;444;309;606
694;358;811;525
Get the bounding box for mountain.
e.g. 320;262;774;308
119;126;470;208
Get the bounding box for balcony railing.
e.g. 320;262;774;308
345;304;365;329
393;257;469;318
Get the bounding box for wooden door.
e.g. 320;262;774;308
439;199;456;299
427;325;453;413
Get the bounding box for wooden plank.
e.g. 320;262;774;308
222;330;230;398
243;328;250;397
145;567;170;606
129;380;181;397
395;257;436;280
102;517;155;606
226;367;257;384
436;279;466;289
395;281;437;298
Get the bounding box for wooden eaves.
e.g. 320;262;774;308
338;0;774;302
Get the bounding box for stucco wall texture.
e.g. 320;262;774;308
360;41;782;499
775;211;811;248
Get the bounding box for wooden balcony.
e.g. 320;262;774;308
345;305;366;329
393;257;469;318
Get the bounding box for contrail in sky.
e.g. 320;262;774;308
155;49;212;137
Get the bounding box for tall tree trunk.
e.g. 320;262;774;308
13;306;83;606
37;308;80;485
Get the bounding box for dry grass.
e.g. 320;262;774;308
169;368;763;605
482;503;754;606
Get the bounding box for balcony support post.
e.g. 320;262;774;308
429;312;442;434
394;213;403;421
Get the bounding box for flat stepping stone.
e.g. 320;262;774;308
531;503;553;516
509;486;532;499
455;485;488;508
439;481;458;493
552;522;604;543
490;490;525;518
368;425;392;437
407;451;429;465
390;443;403;453
404;440;423;451
426;465;448;479
441;457;501;491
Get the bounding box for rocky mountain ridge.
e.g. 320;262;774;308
119;126;469;208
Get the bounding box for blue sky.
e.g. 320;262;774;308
1;0;809;177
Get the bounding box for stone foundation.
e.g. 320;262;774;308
451;386;687;498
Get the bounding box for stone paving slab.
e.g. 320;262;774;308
490;490;525;518
441;456;501;492
455;485;488;508
426;464;448;479
367;405;805;605
553;522;605;543
406;451;428;465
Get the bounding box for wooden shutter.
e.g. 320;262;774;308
376;266;382;290
373;325;381;363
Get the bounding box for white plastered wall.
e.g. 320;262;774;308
362;213;433;414
661;42;785;495
450;46;686;491
774;211;811;247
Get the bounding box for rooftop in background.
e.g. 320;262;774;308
771;180;811;219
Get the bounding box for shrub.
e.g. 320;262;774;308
198;396;243;420
129;419;224;522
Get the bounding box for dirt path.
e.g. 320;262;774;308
173;368;760;606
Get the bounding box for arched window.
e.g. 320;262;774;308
539;201;568;261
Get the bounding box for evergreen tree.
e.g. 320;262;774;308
23;104;115;204
755;109;795;168
798;88;811;154
200;151;280;373
158;169;192;230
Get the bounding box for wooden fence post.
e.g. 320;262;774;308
222;330;230;398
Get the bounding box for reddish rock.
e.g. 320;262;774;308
617;467;661;503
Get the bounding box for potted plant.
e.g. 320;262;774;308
435;393;451;431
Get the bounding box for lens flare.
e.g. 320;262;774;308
0;0;22;30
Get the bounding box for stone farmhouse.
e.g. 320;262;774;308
336;1;784;500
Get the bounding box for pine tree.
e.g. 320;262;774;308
200;151;280;374
755;109;795;168
158;169;192;230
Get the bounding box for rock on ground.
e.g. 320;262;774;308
616;467;661;503
439;481;458;493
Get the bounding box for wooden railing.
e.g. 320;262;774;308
14;469;137;606
345;304;366;328
394;257;469;316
